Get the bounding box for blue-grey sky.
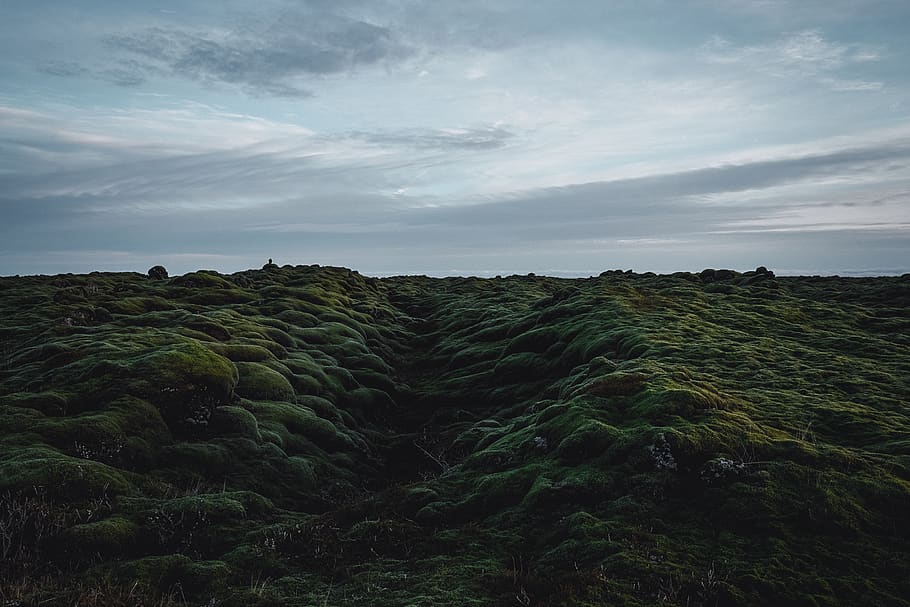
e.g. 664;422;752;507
2;0;909;276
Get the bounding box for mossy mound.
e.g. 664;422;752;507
234;362;294;401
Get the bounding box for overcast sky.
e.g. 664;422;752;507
2;0;909;276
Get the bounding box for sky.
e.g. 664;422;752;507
2;0;910;277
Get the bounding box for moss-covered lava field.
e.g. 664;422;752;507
1;264;908;606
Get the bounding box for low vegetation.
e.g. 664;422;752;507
1;264;908;605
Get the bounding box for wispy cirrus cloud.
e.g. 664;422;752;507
701;29;883;91
350;126;516;151
36;61;89;78
37;58;158;87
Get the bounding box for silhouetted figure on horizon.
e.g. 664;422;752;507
268;258;273;265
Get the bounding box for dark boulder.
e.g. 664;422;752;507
755;266;775;278
147;265;169;280
699;269;717;282
740;266;776;285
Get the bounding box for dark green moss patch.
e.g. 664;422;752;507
234;362;294;401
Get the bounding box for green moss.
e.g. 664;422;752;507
259;326;295;348
139;341;238;399
169;271;236;290
342;386;396;416
275;310;320;327
104;296;175;315
230;337;288;359
556;420;623;463
245;400;353;451
504;326;562;355
210;405;261;440
493;352;552;382
31;396;169;454
60;516;139;557
184;318;232;341
290;373;323;396
629;384;729;420
119;555;231;596
0;446;132;497
234;362;294;401
209;343;276;362
4;390;70;415
128;342;239;435
2;267;909;605
464;464;542;511
160;493;250;523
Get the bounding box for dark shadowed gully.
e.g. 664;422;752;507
1;264;909;605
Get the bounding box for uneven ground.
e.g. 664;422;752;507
1;264;908;606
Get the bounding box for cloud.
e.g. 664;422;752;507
705;0;881;19
102;12;413;97
819;78;884;92
36;61;89;78
701;30;882;90
0;102;318;174
7;116;907;262
3;96;909;239
351;126;516;151
36;58;162;88
97;60;158;87
438;141;910;216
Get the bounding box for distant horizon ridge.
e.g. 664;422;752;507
2;262;908;280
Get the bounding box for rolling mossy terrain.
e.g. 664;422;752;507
1;264;909;606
